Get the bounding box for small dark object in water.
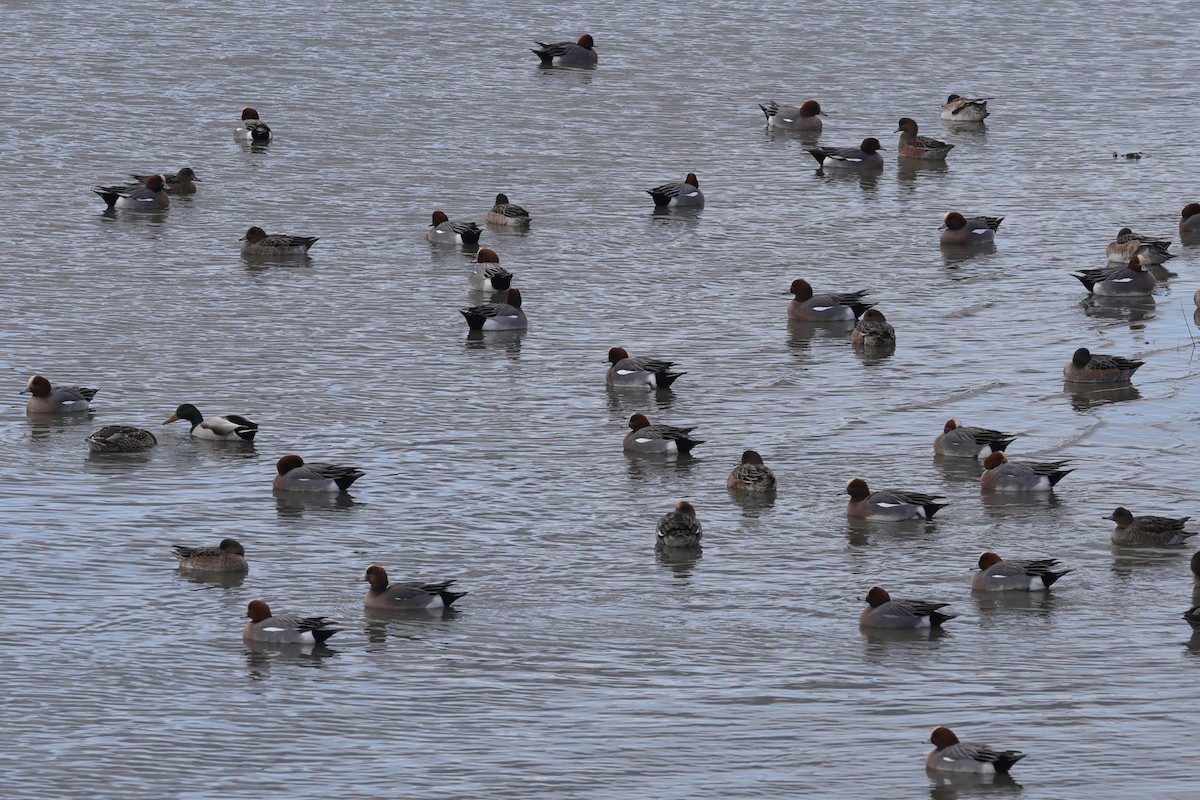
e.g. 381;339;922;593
1112;151;1145;160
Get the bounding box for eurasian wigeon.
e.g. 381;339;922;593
851;309;895;349
22;375;97;414
1063;348;1144;383
1072;255;1157;296
130;167;199;195
940;94;990;122
468;248;513;292
971;551;1072;591
1105;228;1173;263
485;193;531;226
427;210;482;245
646;173;704;208
240;226;319;256
94;174;169;211
273;454;365;493
173;538;249;572
605;347;684;390
1193;551;1200;584
726;450;777;492
859;587;956;628
980;451;1072;492
759;99;826;131
1182;606;1200;628
844;479;948;520
656;501;703;549
531;34;597;67
362;564;467;610
163;403;258;441
235;107;271;142
926;727;1026;774
786;278;874;321
623;413;702;456
459;287;527;331
1108;507;1193;546
1180;203;1200;238
804;138;884;170
244;599;339;644
85;425;157;453
939;212;1002;246
934;419;1016;459
895;117;954;160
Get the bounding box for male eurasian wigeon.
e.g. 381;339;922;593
926;727;1026;774
1072;254;1157;296
980;452;1072;492
934;419;1016;459
1105;228;1173;263
459;288;527;331
623;413;702;456
130;167;199;195
235;107;271;142
94;174;169;211
786;278;874;321
605;347;684;390
240;226;319;256
173;538;249;572
804;138;884;170
844;479;947;520
468;248;513;292
85;425;157;453
859;587;956;628
427;210;483;245
758;99;826;131
1193;551;1200;583
656;501;703;549
895;117;954;160
939;212;1002;246
726;450;777;492
1063;348;1144;383
1182;606;1200;628
163;403;258;441
243;599;339;644
531;34;597;67
1180;204;1200;238
646;173;704;208
22;375;96;414
485;193;531;226
940;94;990;121
851;309;895;348
1108;507;1193;546
971;551;1072;591
273;454;365;493
362;564;467;610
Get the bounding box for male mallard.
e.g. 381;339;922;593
164;403;258;441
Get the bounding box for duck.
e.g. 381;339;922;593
467;248;513;292
980;452;1072;492
1108;507;1193;546
1193;551;1200;584
235;107;271;142
485;193;531;226
804;138;884;170
1106;228;1173;263
1182;606;1200;628
786;278;874;321
427;210;482;245
362;564;467;610
243;600;339;644
94;174;169;211
240;226;319;256
860;587;956;628
926;727;1026;774
851;309;895;348
130;167;199;195
656;501;703;549
531;34;597;67
1063;348;1144;383
940;94;990;121
163;403;258;441
844;479;947;520
971;551;1072;591
726;450;777;492
934;420;1016;459
623;413;702;456
895;117;954;160
22;375;96;414
605;347;684;390
273;454;364;493
646;173;704;208
1071;254;1157;297
1180;203;1200;238
173;538;249;572
85;425;157;453
758;99;825;131
939;212;1002;246
459;287;527;330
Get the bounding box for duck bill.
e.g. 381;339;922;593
163;413;180;425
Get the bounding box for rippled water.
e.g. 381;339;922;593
4;2;1200;798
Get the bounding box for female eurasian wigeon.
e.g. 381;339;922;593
362;564;467;610
844;479;948;520
173;538;248;572
851;309;895;348
860;587;956;628
485;193;531;226
623;413;702;456
940;94;990;121
934;419;1016;459
85;425;157;453
786;279;874;321
240;226;319;256
804;138;884;170
980;452;1072;492
606;347;684;390
427;210;483;245
646;173;704;208
895;117;954;160
1105;228;1173;263
1180;204;1200;238
459;288;527;330
273;454;364;493
22;375;97;414
1063;348;1144;383
163;403;258;441
94;174;169;211
656;501;703;549
235;107;271;142
130;167;199;194
758;99;826;131
726;450;777;492
971;551;1072;591
1108;507;1193;546
468;248;513;292
531;34;597;67
244;599;339;644
939;212;1003;246
1072;255;1157;296
926;727;1026;774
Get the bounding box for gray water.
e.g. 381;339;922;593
3;1;1199;797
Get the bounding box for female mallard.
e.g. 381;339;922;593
163;403;258;441
85;425;158;452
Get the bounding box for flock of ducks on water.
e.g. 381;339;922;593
47;31;1200;778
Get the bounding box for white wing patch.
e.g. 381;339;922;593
876;502;903;508
263;625;285;632
812;305;833;312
